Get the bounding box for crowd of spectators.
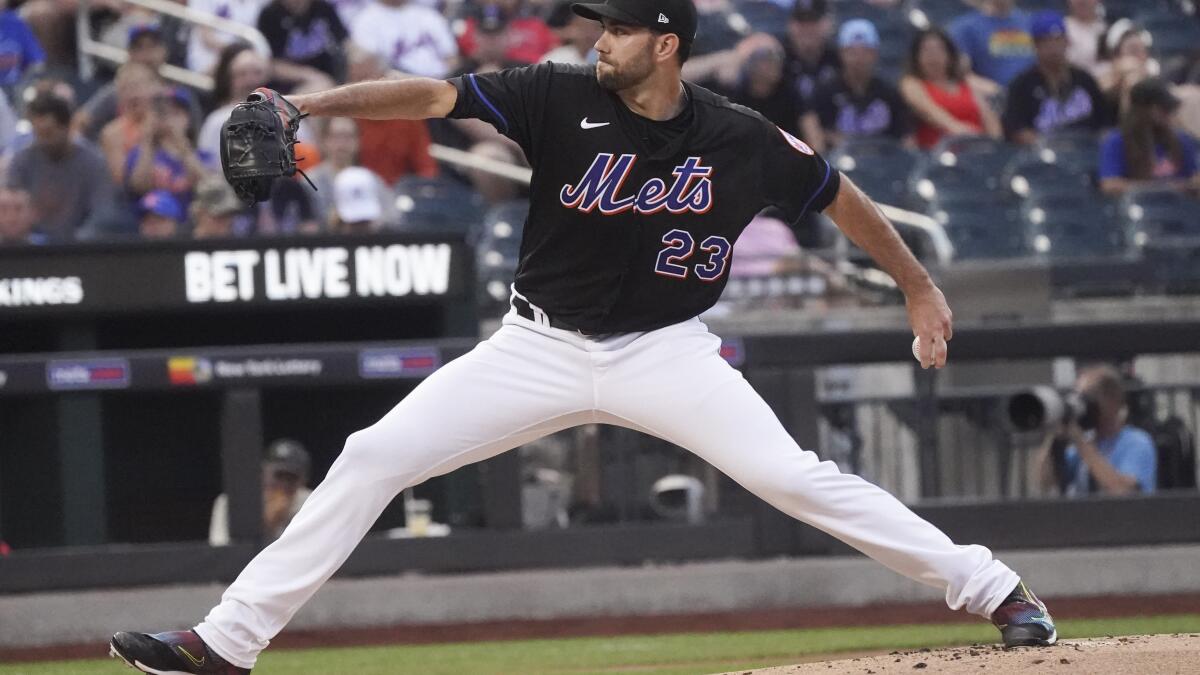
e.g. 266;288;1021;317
0;0;1197;249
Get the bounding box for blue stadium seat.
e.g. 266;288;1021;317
1003;156;1093;199
930;192;1023;225
729;1;787;42
1121;191;1200;244
475;200;527;260
1037;129;1100;174
1142;238;1200;292
1103;0;1178;19
827;137;920;206
834;0;903;24
908;159;999;209
1022;192;1107;221
476;259;518;314
473;201;528;315
1038;221;1129;259
1021;195;1124;258
941;209;1032;260
910;0;971;29
392;176;486;237
931;134;1021;177
1137;10;1200;61
695;7;751;56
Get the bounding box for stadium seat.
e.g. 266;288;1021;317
930;192;1023;226
827;137;920;207
833;0;901;24
908;159;999;209
1021;192;1109;224
473;201;528;316
931;134;1021;178
475;200;527;259
1021;194;1124;259
476;259;518;315
940;210;1032;260
1003;157;1093;199
1121;191;1200;245
392;176;486;237
728;0;787;42
695;7;751;56
1103;0;1177;20
1038;222;1129;259
1037;129;1100;174
909;0;971;29
1136;10;1200;61
1142;238;1200;293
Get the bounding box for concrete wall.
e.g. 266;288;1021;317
3;544;1199;649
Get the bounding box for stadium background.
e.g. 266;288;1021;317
1;0;1200;671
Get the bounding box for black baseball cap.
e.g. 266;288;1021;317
790;0;828;22
265;438;311;478
1130;77;1181;111
572;0;697;43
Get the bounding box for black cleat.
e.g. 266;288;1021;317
991;580;1057;648
109;630;250;674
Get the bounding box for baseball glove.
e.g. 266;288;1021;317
220;87;313;204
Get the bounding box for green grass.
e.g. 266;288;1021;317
4;614;1199;675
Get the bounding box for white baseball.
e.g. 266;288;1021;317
912;336;922;361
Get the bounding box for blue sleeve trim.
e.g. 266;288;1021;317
468;73;508;135
799;157;833;215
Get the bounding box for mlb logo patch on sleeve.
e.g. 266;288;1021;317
778;127;814;155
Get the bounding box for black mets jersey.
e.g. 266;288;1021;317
446;61;842;334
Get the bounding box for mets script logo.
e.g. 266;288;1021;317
559;154;714;215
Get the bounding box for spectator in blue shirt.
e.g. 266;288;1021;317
1035;365;1158;496
0;5;44;90
949;0;1034;86
1099;78;1200;197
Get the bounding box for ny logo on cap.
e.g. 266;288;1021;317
657;12;669;23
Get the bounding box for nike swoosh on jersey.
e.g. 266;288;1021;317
580;118;610;129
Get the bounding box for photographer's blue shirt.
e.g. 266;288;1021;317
1064;425;1157;495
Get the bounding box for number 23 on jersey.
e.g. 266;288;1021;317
654;229;732;282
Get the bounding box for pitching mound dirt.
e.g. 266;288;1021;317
723;633;1200;674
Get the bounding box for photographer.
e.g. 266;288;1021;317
1033;365;1157;496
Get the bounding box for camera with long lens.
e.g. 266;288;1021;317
1007;386;1100;432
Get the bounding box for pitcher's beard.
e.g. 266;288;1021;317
596;55;653;92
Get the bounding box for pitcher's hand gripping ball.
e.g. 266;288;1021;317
220;87;311;203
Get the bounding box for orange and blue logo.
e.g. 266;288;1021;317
167;357;213;385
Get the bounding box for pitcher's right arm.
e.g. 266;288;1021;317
289;78;458;120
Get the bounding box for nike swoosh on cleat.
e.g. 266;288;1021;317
176;645;206;668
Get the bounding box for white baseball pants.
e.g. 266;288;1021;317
195;310;1019;669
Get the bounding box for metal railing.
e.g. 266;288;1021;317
76;0;272;91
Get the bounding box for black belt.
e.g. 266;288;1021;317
512;296;597;335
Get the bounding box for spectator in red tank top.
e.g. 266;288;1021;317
457;0;558;65
900;28;1002;149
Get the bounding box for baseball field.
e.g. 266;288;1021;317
2;614;1198;674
